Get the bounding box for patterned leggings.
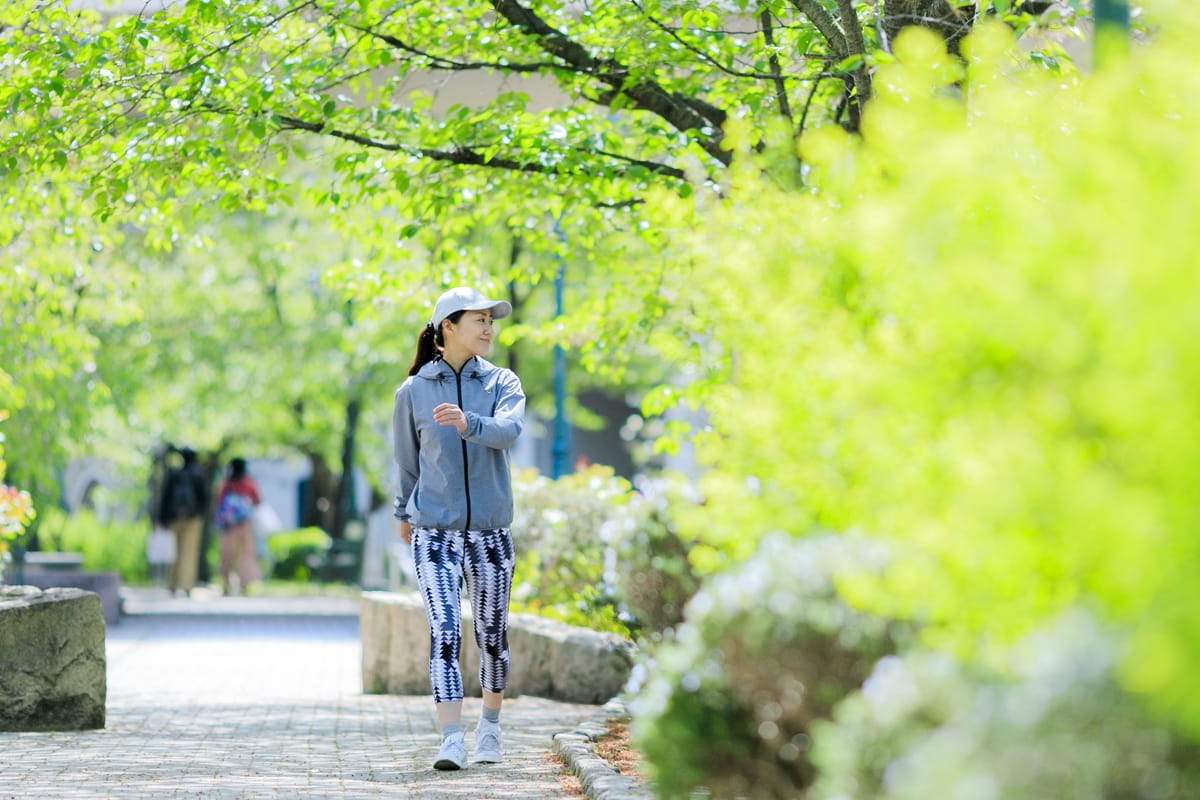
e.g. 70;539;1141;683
411;527;515;704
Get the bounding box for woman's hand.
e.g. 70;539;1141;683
433;402;468;433
399;520;412;545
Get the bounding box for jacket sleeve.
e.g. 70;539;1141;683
392;382;419;522
462;370;525;450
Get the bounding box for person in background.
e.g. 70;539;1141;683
157;447;209;598
215;457;262;596
393;286;525;771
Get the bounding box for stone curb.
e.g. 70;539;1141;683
551;697;655;800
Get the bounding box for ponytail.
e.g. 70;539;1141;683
408;323;441;376
407;310;465;376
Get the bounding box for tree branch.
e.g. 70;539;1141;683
170;1;317;79
353;25;573;74
836;0;868;58
798;72;834;133
489;0;731;166
834;0;870;127
788;0;848;57
272;112;687;181
628;0;804;85
759;7;794;125
679;96;728;129
583;147;689;179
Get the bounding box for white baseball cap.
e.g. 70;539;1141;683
431;286;513;329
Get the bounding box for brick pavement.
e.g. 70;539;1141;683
0;589;601;799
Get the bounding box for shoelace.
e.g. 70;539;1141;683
479;730;501;751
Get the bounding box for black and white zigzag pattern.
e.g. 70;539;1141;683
412;527;514;704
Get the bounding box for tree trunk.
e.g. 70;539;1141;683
300;451;338;535
883;0;975;54
331;395;361;539
506;236;524;376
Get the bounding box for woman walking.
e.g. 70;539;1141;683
392;286;525;771
215;457;263;596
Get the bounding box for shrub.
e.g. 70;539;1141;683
630;534;905;799
510;465;635;635
33;506;150;583
266;526;331;580
606;473;705;642
811;611;1200;800
509;465;706;639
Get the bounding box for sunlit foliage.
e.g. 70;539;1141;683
630;8;1200;795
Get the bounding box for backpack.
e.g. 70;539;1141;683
164;469;200;520
215;491;254;529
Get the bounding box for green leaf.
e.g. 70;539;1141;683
835;53;866;73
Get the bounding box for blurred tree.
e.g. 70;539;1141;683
0;0;1090;269
89;199;407;537
0;188;124;496
0;0;1094;497
651;11;1200;741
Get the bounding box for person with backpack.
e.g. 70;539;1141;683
215;457;262;596
392;286;525;771
157;447;209;597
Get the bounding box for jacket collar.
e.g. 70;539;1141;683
416;355;498;381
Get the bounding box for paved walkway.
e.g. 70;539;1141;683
0;588;600;799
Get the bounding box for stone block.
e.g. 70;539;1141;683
381;592;435;695
507;613;559;698
360;591;632;704
0;585;106;731
358;592;391;694
516;613;634;704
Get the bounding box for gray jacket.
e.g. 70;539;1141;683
392;356;525;531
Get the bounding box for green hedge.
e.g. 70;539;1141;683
28;506;149;583
266;526;332;580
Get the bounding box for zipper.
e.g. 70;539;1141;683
454;365;472;530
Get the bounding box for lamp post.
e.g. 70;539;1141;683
551;218;571;479
551;253;570;479
1093;0;1130;66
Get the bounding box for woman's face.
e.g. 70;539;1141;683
444;310;495;357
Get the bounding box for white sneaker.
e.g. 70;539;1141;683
434;732;467;771
474;718;503;763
